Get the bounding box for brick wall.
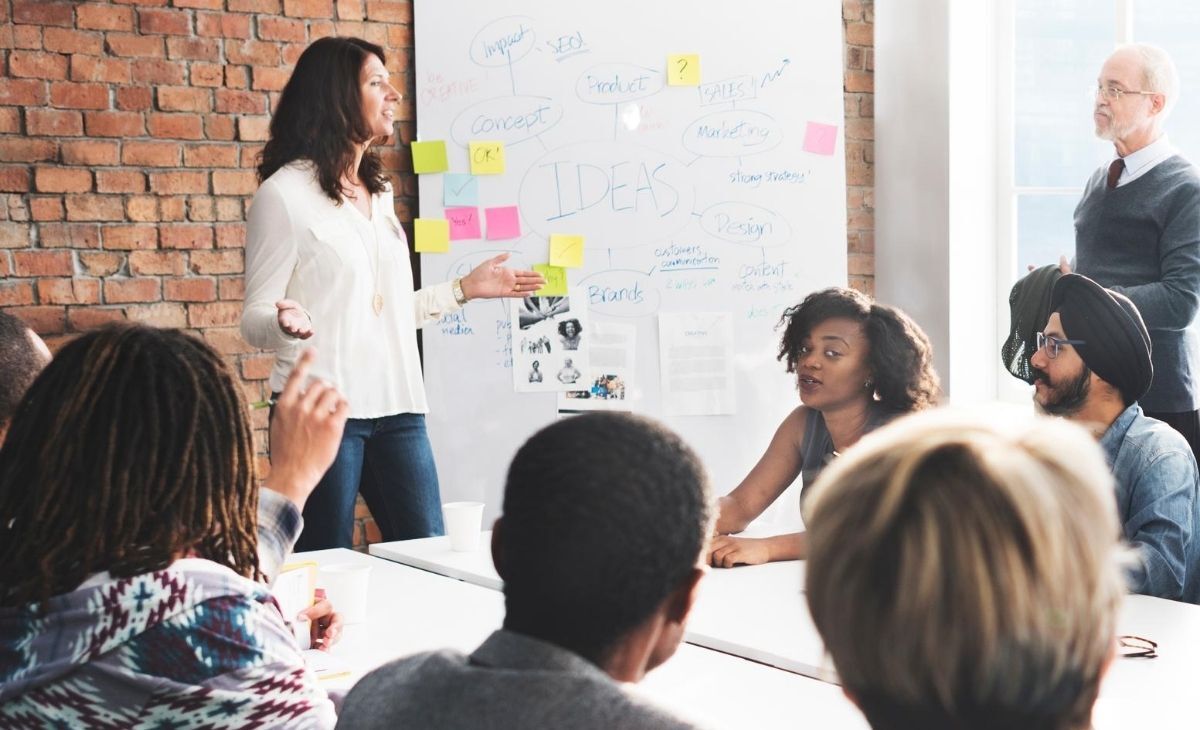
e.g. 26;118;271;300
0;0;873;550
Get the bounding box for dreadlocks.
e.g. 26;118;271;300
0;323;261;608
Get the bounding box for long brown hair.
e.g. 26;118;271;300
257;36;390;202
0;324;260;608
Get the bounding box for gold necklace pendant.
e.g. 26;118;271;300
373;293;384;315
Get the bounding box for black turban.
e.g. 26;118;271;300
1050;274;1153;405
1002;264;1063;384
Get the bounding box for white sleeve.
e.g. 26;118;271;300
242;179;302;350
413;281;462;329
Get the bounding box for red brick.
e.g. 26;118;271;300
0;222;32;248
252;66;291;92
160;196;187;221
7;25;43;50
205;116;236;141
211;170;257;196
216;197;245;221
61;140;119;166
190;63;224;87
149;171;208;196
230;0;281;11
0;281;36;306
96;170;145;193
204;326;256;355
50;81;108;110
225;66;249;89
38;278;101;305
65;195;124;221
13;250;73;277
258;16;306;41
77;4;135;31
103;224;158;250
123;141;181;167
186;196;214;221
0;167;31;193
129;250;185;275
190;249;243;274
846;21;872;46
386;23;411;48
40;223;100;248
214;224;246;250
132;58;187;85
125;196;158;222
115;86;152;111
173;0;223;8
0;109;20;134
166;37;219;61
195;12;252;39
160;224;213;249
157;87;209;113
337;0;365;21
0;78;48;106
79;251;124;276
104;33;164;59
188;301;241;327
164;276;217;302
239;144;263;168
239;353;274;380
226;40;281;66
44;28;104;55
84;110;145;137
139;8;191;35
6;306;66;335
845;71;873;94
218;276;245;300
0;140;56;163
27;109;83;136
148;113;204;140
364;0;408;22
12;1;74;27
69;306;127;330
10;51;69;80
237;116;271;141
308;21;335;41
105;278;161;304
125;302;186;327
283;0;333;17
29;196;65;221
70;55;132;84
184;144;238;168
35;167;92;193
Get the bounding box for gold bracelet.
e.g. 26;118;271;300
451;277;468;306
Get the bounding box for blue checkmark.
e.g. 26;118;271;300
444;173;479;207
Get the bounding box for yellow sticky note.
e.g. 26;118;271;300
414;218;450;253
668;54;700;86
411;140;449;174
549;234;585;268
533;263;567;296
469;141;505;175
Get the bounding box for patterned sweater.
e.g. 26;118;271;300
0;558;336;729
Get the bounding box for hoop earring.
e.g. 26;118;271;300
864;379;874;390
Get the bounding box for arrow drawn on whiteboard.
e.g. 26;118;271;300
685;155;701;167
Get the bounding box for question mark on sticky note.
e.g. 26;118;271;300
677;58;688;79
668;54;699;86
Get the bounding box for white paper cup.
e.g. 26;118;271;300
317;563;371;624
443;501;485;552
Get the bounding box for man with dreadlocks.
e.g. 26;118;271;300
0;324;348;727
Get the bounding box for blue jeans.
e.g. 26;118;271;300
293;413;445;551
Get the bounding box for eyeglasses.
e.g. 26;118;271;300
1036;332;1086;359
1092;84;1159;101
1119;634;1158;659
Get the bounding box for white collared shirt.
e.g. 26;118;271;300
242;162;460;418
1115;134;1177;186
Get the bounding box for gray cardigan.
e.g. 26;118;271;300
1074;154;1200;412
335;630;703;730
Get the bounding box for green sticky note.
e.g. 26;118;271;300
668;54;701;86
533;263;567;296
414;218;450;253
549;234;585;268
469;140;505;175
411;140;449;174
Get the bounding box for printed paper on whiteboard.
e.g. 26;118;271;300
558;322;636;412
511;287;590;393
658;312;735;415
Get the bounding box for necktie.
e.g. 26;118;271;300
1107;158;1125;189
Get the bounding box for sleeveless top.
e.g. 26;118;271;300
798;406;896;510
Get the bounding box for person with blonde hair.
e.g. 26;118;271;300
804;408;1127;730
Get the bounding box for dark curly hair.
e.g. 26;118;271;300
777;287;940;413
557;318;581;337
257;36;390;203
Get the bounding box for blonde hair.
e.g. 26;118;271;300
804;407;1127;730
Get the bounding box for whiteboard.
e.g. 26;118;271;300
415;1;847;523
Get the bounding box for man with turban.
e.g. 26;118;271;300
1031;273;1200;602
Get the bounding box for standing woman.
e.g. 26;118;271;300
708;287;940;567
242;37;544;550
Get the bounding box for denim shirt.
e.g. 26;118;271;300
1100;403;1200;603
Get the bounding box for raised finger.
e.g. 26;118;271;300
314;385;343;417
300;378;332;412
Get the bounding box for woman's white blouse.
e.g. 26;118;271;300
241;162;461;418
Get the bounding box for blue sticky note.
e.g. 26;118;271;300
443;173;479;207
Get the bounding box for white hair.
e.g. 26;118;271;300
1116;43;1180;117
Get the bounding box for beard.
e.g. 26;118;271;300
1033;363;1092;417
1094;107;1137;142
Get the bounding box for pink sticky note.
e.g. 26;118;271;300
445;207;481;240
485;206;521;240
803;122;839;156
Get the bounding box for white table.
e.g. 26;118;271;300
369;533;1200;728
298;549;867;729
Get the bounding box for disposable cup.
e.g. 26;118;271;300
442;501;485;552
317;563;371;624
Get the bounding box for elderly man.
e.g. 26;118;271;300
1070;43;1200;457
1031;274;1200;602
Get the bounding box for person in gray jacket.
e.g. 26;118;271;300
336;412;715;729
